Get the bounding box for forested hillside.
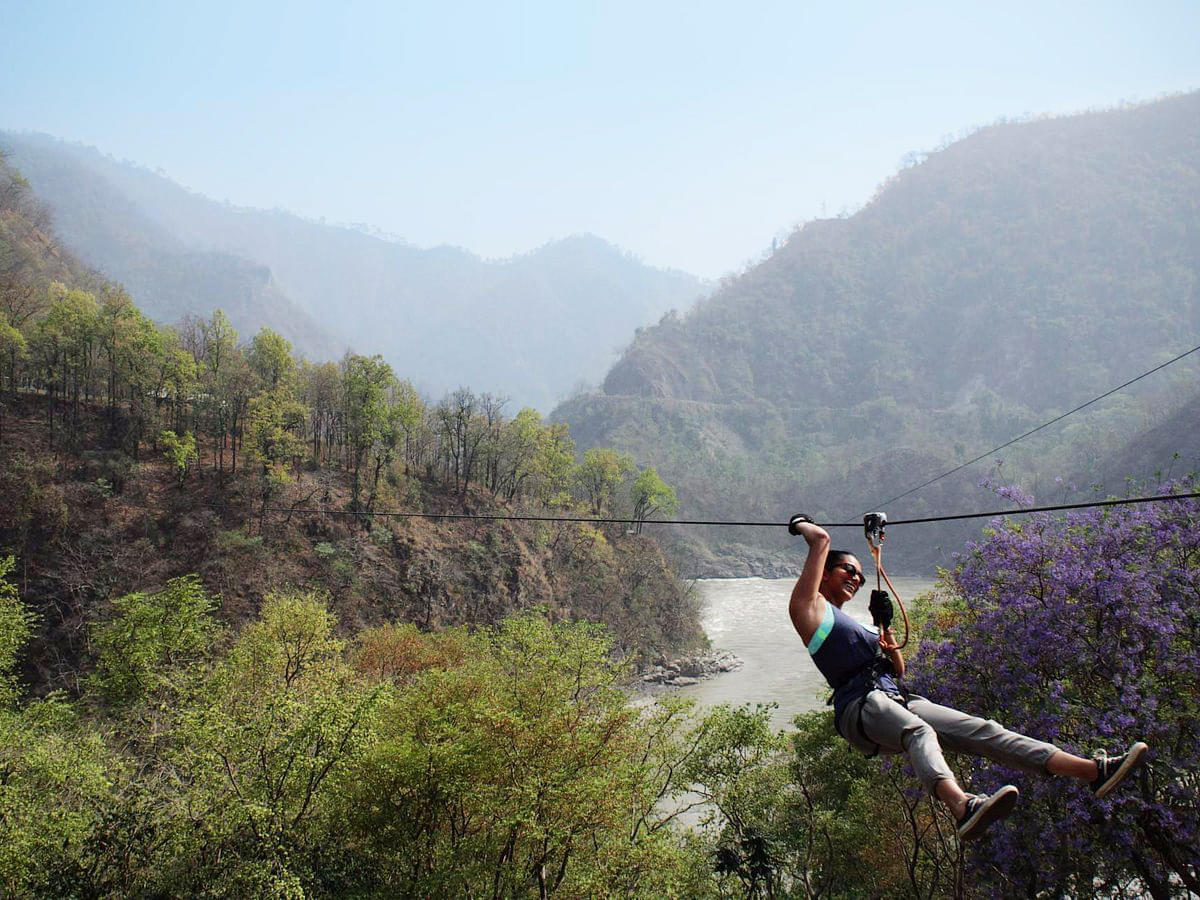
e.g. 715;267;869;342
1;133;707;411
0;148;701;686
556;92;1200;574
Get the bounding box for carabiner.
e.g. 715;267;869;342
863;512;887;548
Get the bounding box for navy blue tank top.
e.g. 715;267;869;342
806;599;898;715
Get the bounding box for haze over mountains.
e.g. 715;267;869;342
0;132;706;412
555;92;1200;573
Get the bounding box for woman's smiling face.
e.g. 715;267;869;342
820;555;865;607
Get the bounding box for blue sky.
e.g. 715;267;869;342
3;0;1198;279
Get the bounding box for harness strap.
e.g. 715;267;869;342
833;693;882;758
829;653;890;694
856;701;880;758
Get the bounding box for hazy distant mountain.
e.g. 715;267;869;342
0;151;98;300
0;136;344;362
0;133;706;409
554;92;1200;573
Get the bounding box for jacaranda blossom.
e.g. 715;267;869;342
910;481;1199;897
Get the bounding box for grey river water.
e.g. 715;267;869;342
670;576;937;730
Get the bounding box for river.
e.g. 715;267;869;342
670;576;937;730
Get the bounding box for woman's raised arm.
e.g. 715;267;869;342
788;518;831;644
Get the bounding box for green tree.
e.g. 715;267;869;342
630;466;680;533
495;406;544;500
222;350;257;474
159;429;198;487
158;589;384;895
340;354;395;509
534;421;576;506
152;328;198;434
0;556;113;896
0;555;34;705
247;327;295;392
198;309;239;472
675;704;953;899
336;612;700;897
391;377;426;475
30;284;100;443
299;359;340;464
0;698;112;895
0;314;27;419
575;447;635;517
90;574;216;703
243;390;307;529
97;287;162;451
435;387;486;494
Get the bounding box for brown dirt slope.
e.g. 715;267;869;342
0;397;702;693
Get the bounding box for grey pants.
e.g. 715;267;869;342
837;690;1060;795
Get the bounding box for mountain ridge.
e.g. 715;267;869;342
1;131;707;409
555;92;1200;573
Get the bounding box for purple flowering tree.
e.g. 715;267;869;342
910;482;1199;897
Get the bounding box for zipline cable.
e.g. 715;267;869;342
879;490;1200;526
863;341;1200;513
254;489;1200;529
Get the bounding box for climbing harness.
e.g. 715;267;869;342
820;513;916;756
862;512;911;650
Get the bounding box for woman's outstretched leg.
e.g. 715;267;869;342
903;694;1059;775
905;695;1148;795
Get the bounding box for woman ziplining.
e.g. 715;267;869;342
786;513;1149;842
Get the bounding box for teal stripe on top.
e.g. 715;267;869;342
807;600;835;656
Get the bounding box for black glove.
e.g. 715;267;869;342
788;513;813;535
869;589;893;630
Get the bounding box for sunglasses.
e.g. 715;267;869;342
831;561;865;583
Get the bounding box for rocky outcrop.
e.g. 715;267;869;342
640;649;743;686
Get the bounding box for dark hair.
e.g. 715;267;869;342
824;550;857;571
